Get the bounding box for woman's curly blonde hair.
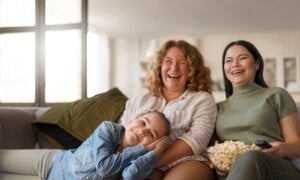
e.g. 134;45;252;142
146;40;213;96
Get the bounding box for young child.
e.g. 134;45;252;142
0;110;171;180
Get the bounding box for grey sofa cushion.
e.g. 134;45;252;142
0;108;36;149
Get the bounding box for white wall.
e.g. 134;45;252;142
111;38;142;97
111;35;200;98
199;30;300;103
110;31;300;104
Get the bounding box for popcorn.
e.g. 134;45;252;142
206;141;258;172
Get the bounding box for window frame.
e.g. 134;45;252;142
0;0;87;107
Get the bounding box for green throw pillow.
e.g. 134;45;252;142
33;87;128;149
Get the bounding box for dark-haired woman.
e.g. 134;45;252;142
216;40;300;180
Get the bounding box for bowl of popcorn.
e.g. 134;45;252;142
205;140;258;173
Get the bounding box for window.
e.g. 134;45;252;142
0;0;87;106
0;0;35;27
0;32;35;103
87;31;110;97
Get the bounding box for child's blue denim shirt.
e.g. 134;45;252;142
47;121;158;180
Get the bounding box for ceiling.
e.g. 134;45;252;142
88;0;300;37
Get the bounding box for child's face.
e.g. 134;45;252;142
124;112;167;147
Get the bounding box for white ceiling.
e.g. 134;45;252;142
88;0;300;37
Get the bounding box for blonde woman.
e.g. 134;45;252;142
120;40;217;180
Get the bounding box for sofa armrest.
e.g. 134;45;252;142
0;107;37;149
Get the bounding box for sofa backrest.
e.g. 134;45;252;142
0;107;37;148
0;105;300;149
0;107;53;149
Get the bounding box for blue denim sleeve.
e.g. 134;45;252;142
122;151;158;180
91;121;148;176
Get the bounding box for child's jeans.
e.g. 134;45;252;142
0;149;60;179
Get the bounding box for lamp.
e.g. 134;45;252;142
144;39;158;61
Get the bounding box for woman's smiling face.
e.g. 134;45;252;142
224;45;259;87
161;47;190;93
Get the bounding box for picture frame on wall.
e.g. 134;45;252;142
283;57;297;91
264;58;277;87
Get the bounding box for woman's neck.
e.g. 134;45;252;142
162;88;185;102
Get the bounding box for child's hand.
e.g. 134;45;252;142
144;139;158;151
154;136;172;155
144;136;172;152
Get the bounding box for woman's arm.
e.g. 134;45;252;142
156;139;193;167
263;112;300;158
155;93;217;167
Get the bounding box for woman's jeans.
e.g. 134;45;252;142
0;149;60;179
226;150;300;180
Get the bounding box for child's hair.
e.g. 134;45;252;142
137;109;171;135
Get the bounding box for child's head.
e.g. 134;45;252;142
123;110;170;147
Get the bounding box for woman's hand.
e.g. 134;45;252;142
208;162;228;177
206;140;227;176
262;141;294;158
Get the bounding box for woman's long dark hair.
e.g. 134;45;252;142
222;40;268;98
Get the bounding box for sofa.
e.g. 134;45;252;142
0;88;128;150
0;107;51;180
1;105;300;179
0;88;128;179
0;107;52;149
